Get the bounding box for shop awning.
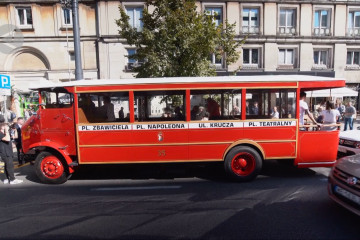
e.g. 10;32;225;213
306;87;358;98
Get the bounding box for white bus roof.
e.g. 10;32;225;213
31;75;344;90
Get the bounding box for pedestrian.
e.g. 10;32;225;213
7;107;16;123
24;108;30;121
344;101;356;131
299;92;319;129
0;115;23;184
13;117;24;165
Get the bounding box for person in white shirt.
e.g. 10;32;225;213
299;92;318;128
321;101;340;131
271;106;279;119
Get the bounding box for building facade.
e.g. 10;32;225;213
0;0;360;93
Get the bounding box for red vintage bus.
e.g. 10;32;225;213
21;75;345;184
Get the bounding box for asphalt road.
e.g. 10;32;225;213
0;161;359;240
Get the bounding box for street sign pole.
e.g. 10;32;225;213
0;74;11;123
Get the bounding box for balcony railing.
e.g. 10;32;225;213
348;28;360;37
314;28;331;36
242;26;260;34
312;64;328;70
242;64;259;70
278;27;296;35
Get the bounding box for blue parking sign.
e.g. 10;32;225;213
0;74;11;96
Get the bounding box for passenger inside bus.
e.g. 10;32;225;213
206;98;220;119
79;94;96;115
78;93;130;123
320;101;340;131
98;96;116;122
270;106;279;119
250;102;259;115
174;106;184;121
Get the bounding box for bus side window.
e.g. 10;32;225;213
77;92;130;123
134;90;186;122
246;89;296;119
190;89;241;121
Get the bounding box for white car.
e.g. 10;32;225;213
338;130;360;157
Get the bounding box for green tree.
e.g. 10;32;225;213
116;0;244;78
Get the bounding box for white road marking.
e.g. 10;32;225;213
92;185;182;191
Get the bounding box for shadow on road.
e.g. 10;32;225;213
14;160;319;184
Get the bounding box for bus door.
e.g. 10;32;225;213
39;90;76;155
296;126;339;166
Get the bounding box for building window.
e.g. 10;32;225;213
348;11;360;36
314;10;331;36
126;49;143;71
278;49;295;69
313;50;330;69
279;9;296;35
16;7;32;27
242;8;259;34
205;7;223;27
209;53;224;70
243;48;260;69
346;50;360;69
126;7;143;31
69;51;75;61
63;8;72;26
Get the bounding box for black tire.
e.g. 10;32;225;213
35;151;69;184
224;146;262;182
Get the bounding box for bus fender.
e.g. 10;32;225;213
223;140;265;160
28;142;75;173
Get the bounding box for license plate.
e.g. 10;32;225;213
334;186;360;205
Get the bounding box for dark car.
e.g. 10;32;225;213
328;154;360;216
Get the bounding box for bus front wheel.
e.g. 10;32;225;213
35;151;68;184
224;146;262;182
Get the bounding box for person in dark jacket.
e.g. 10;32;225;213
13;117;24;165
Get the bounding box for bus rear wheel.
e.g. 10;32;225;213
224;146;262;182
35;151;68;184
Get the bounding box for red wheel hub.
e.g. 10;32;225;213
231;152;256;176
40;156;64;179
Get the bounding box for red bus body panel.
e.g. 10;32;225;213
21;77;345;172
